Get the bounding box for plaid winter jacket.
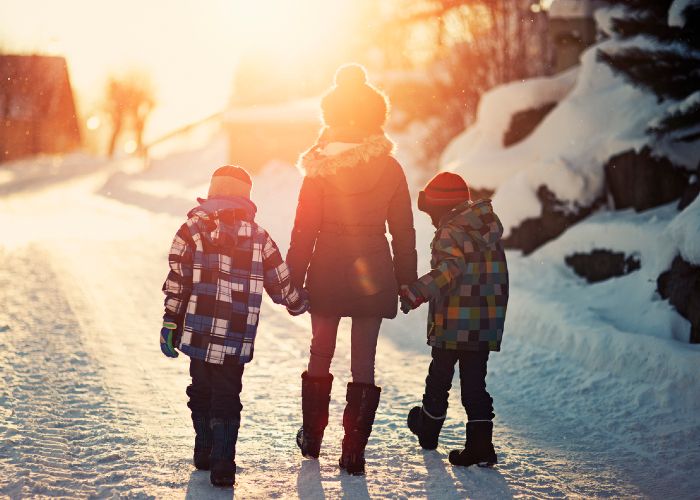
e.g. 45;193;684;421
162;196;302;365
413;199;509;351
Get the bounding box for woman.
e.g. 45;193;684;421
286;64;417;476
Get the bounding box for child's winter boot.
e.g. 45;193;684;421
448;420;497;467
338;382;381;476
296;371;334;459
192;414;212;470
209;418;239;487
407;406;445;450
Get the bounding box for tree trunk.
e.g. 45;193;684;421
108;120;121;157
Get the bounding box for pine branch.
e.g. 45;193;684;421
596;0;673;18
597;48;700;100
649;100;700;137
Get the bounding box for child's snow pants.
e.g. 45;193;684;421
187;357;244;420
422;348;494;421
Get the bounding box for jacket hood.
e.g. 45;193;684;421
441;199;503;247
297;134;395;194
188;196;258;246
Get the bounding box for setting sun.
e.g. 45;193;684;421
0;0;354;140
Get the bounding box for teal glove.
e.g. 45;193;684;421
160;320;179;358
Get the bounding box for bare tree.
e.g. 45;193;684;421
375;0;551;167
104;71;156;157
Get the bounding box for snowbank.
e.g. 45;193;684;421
491;38;676;234
532;203;692;337
433;2;699;355
442;30;698;236
501;202;699;403
440;68;578;187
666;194;700;266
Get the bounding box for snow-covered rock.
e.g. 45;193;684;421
604;147;690;212
439;67;578;189
666;193;700;266
441;10;699;242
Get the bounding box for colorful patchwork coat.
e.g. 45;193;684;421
162;196;302;365
413;199;509;351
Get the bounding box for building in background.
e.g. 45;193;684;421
0;55;81;162
548;0;603;72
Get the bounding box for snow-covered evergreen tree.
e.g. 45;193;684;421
597;0;700;142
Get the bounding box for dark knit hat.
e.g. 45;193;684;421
418;172;471;212
320;64;388;138
208;165;252;199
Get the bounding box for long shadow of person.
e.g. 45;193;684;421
420;450;464;499
297;459;326;500
450;461;514;500
184;469;235;500
339;473;370;500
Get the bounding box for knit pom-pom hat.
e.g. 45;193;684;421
418;172;471;212
320;64;389;139
208;165;253;199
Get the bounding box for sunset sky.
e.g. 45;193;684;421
0;0;354;140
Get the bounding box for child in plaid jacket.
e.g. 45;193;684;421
400;172;508;468
160;165;308;488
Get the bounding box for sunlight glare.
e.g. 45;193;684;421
123;140;137;154
86;116;101;130
223;0;350;68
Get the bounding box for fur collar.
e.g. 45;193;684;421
298;134;395;178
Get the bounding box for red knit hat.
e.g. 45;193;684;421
418;172;471;212
208;165;252;199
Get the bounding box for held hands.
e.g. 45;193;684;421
399;284;426;314
160;320;180;358
287;288;310;316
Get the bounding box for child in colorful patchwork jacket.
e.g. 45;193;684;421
399;172;509;467
160;165;309;488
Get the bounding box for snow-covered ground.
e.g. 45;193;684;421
1;136;699;499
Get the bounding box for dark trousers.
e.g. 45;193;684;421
422;347;494;421
186;357;245;420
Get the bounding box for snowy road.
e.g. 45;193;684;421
1;154;698;499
